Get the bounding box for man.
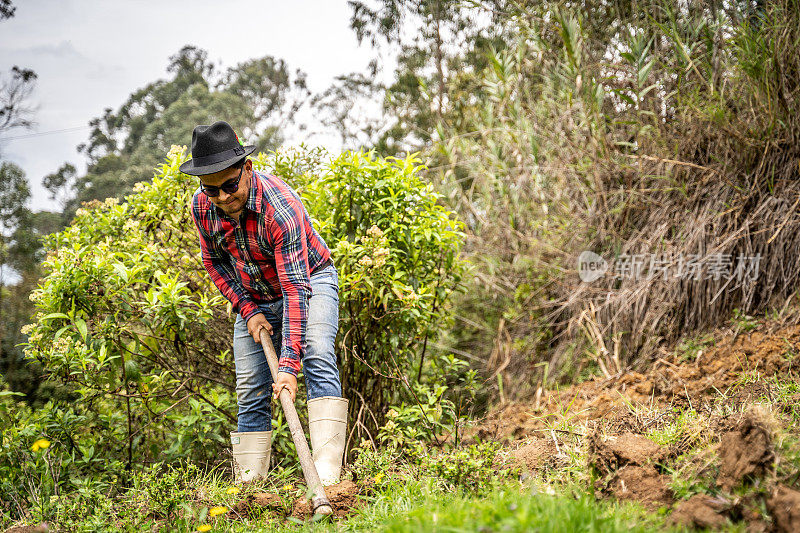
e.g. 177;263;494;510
181;121;348;485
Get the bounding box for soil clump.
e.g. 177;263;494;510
231;479;361;522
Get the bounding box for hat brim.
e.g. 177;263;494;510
179;145;257;176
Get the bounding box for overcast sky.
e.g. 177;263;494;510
0;0;389;211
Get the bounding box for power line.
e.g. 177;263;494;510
0;125;90;141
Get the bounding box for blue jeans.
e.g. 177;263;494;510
233;265;342;432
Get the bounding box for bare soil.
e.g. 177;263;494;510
473;323;800;443
233;319;800;528
497;437;558;473
717;410;774;491
669;494;728;529
767;485;800;533
471;318;800;530
231;479;362;522
290;480;361;519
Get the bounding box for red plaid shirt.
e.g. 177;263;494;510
191;170;332;376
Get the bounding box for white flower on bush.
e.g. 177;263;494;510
367;225;383;239
51;337;70;353
372;247;390;267
359;256;374;267
167;144;186;160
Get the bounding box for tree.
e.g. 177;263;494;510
0;2;37;146
349;0;468;119
311;70;386;149
43;163;77;210
347;1;495;153
0;0;15;21
0;162;68;406
0;162;33;401
64;47;309;214
79;45;215;166
221;56;309;126
69;84;255;213
0;67;37;141
0;161;29;239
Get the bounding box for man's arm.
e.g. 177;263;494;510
269;197;313;377
191;197;260;321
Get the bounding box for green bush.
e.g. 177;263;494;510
263;147;466;429
9;145;465;521
421;442;514;495
0;389;124;524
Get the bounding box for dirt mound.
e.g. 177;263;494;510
471;321;800;442
589;432;672;509
291;480;360;519
609;465;673;509
4;525;50;533
465;317;800;529
498;438;558;473
717;410;775;491
669;494;728;529
767;485;800;533
589;432;667;476
231;480;361;522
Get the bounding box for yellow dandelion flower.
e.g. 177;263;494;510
31;438;51;452
282;484;293;491
208;506;228;518
196;525;212;532
373;472;385;484
225;486;240;495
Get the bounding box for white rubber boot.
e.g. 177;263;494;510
308;396;349;486
230;430;272;483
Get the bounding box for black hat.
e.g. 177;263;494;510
179;121;256;176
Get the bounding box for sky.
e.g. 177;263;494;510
0;0;390;211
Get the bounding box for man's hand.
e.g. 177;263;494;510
246;313;273;344
272;372;298;402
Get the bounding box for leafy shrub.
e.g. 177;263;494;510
351;443;395;483
11;145;465;520
422;442;513;495
130;462;197;519
23;149;233;472
377;383;456;454
263;147;466;430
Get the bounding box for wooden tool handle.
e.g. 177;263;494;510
259;329;332;516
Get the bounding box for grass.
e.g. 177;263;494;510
11;310;800;533
372;485;671;532
3;448;677;532
191;478;675;532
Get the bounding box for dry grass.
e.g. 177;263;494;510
437;0;800;394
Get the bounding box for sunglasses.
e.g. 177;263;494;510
201;164;245;198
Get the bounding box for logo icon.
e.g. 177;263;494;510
578;251;608;282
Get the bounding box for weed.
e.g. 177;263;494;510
732;309;759;333
676;334;715;362
422;442;516;495
131;462;198;519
